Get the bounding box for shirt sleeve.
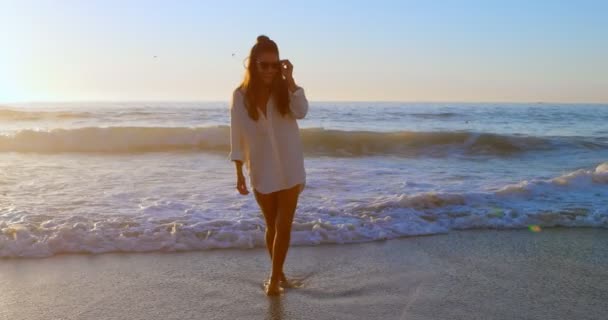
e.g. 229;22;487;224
289;87;309;119
229;90;246;162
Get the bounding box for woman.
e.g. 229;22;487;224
229;35;309;296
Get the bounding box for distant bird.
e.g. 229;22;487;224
232;53;235;57
153;56;158;59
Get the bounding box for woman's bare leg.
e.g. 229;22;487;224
253;189;278;259
254;189;288;288
268;184;300;291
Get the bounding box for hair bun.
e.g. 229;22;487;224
257;35;271;43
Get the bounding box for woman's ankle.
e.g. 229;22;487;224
268;271;286;282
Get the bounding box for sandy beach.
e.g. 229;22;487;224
1;228;606;320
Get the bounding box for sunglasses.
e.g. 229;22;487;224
256;61;281;71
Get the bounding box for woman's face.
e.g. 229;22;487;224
255;51;280;86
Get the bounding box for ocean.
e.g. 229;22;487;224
1;102;607;258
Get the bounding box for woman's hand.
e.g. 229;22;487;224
280;59;298;92
280;59;293;81
236;173;250;195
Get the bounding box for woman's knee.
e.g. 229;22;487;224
275;220;292;235
275;230;291;242
265;225;277;235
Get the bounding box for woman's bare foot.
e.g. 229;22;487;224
265;272;303;289
279;278;303;288
264;278;284;296
280;272;288;283
265;272;286;283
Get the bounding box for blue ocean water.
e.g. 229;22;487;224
1;102;607;257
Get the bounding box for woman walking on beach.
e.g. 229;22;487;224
229;35;309;296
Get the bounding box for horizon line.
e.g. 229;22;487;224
3;99;608;106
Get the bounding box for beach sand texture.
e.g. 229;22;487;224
1;228;607;320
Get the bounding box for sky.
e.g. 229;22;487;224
0;0;607;103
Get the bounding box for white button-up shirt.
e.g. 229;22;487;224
229;87;309;194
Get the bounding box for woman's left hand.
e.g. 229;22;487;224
280;59;299;92
280;59;293;81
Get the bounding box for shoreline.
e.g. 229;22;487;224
0;226;603;260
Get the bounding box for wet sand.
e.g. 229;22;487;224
1;228;607;320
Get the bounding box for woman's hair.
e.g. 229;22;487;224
239;35;290;121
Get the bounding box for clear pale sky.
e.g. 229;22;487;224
1;0;607;103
